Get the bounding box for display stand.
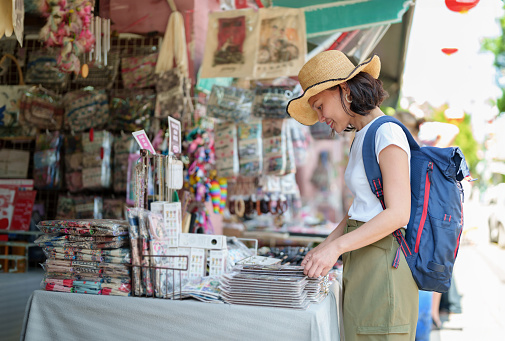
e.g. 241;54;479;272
21;282;342;341
0;230;43;272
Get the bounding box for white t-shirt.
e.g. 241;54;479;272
344;116;411;224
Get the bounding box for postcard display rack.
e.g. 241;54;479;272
128;148;228;300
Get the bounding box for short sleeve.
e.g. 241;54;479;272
375;123;410;164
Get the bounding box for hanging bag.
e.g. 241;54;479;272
0;54;30;128
19;85;64;131
154;1;193;120
121;52;159;89
63;89;109;132
25;49;69;88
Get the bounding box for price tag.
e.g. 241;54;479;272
168;117;182;155
132;130;156;155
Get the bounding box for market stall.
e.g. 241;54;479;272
0;0;415;340
21;283;342;341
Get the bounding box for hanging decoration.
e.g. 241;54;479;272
441;48;459;55
445;0;480;13
39;0;95;74
183;122;215;203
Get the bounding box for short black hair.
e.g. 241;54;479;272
329;72;388;132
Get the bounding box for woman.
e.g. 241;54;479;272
286;50;418;340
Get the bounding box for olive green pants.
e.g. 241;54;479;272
342;220;419;341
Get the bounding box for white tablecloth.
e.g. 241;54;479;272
21;283;342;341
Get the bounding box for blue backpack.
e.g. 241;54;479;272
362;116;470;293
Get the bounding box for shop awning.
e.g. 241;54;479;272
272;0;413;38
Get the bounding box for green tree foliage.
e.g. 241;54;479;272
482;8;505;116
432;108;479;174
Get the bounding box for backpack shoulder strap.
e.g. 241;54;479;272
362;115;420;209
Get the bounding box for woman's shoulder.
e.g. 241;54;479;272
376;122;408;141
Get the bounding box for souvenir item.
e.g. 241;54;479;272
154;7;191;120
262;119;286;176
109;89;156;132
253;7;307;79
33;131;63;189
56;195;76;219
25;49;70;87
0;54;29;128
154;70;187;120
207;85;254;123
114;134;139;193
237;119;263;176
38;0;95;74
121;53;158;89
63;89;109;132
0;31;17;69
19;86;63;130
183;122;215;204
81;130;112;190
64;135;83;192
288;119;310;166
253;86;298;119
201;9;258;78
214;122;239;178
74;196;103;219
73;53;120;89
284;119;296;174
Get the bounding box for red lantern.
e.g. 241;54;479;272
441;48;459;55
445;0;480;13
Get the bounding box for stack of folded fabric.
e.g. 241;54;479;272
220;264;330;309
35;219;132;296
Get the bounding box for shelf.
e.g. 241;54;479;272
0;241;37;248
0;230;43;235
0;254;26;260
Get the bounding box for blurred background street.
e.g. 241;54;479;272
430;195;505;341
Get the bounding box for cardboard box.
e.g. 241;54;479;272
0;150;30;178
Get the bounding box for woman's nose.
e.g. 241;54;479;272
318;112;325;123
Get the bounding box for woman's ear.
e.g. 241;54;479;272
340;82;348;93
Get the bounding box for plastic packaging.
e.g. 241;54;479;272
74;196;104;220
237;118;263;176
19;86;64;130
262;119;287;176
214;122;239;178
206;85;254;122
126;207;143;296
63;89;109;132
252;86;298;119
113;134;140;193
109;89;156;132
288;118;310;166
36;219;129;236
284;119;296;174
81;130;113;190
64;134;84;192
33;131;63;189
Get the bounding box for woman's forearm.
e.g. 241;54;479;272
333;207;406;254
323;214;349;244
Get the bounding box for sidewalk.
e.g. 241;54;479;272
429;200;505;341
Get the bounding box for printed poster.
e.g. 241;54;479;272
253;7;306;79
200;9;258;78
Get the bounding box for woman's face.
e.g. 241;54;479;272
308;85;350;134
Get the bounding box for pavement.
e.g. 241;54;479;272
429;198;505;341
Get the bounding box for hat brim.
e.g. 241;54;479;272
286;54;381;126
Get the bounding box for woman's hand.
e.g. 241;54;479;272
301;240;341;278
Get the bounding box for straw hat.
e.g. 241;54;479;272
286;50;381;126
